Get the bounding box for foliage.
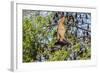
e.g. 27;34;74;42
23;11;91;62
23;18;35;62
49;49;69;61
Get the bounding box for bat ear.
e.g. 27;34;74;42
60;12;64;18
62;12;64;16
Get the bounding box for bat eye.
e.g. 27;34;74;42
54;20;57;23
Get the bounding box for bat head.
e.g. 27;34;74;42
61;16;65;24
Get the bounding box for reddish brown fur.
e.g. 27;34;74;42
57;16;66;41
